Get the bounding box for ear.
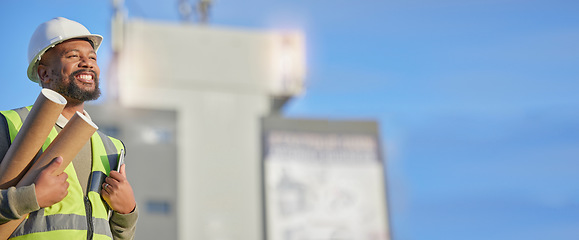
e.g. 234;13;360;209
37;64;51;86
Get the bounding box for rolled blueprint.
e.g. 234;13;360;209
0;89;66;189
0;111;98;240
18;111;98;186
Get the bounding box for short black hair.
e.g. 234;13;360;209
76;37;95;48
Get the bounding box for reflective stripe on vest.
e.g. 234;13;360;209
10;209;111;236
1;107;122;240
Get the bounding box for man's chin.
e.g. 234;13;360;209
80;86;96;93
64;89;101;102
77;81;96;89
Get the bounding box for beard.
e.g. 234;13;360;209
53;69;101;102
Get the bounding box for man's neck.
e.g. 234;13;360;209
61;102;85;120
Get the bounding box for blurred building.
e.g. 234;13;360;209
86;4;389;240
261;117;390;240
90;11;305;239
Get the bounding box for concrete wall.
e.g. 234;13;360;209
107;19;304;240
86;105;178;240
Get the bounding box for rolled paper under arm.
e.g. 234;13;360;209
0;111;98;240
0;89;66;189
18;111;99;186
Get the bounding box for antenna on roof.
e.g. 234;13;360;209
178;0;212;24
197;0;212;24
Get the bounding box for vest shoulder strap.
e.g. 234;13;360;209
0;106;33;165
0;113;10;165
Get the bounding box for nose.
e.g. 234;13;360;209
78;56;95;69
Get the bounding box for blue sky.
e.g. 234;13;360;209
1;1;579;239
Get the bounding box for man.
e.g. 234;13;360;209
0;17;138;239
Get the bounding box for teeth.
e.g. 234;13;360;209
77;74;92;80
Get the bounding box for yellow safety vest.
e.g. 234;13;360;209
1;106;124;240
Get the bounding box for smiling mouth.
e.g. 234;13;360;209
75;72;95;84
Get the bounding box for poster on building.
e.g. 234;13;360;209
262;117;390;240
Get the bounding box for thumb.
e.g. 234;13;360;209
119;164;126;177
46;156;63;174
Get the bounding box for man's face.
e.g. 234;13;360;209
39;39;101;102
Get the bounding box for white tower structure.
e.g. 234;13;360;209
98;2;306;239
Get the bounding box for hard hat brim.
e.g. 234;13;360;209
27;34;103;83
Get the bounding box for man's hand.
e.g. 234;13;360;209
34;156;69;208
101;164;136;214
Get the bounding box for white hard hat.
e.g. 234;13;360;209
27;17;103;83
